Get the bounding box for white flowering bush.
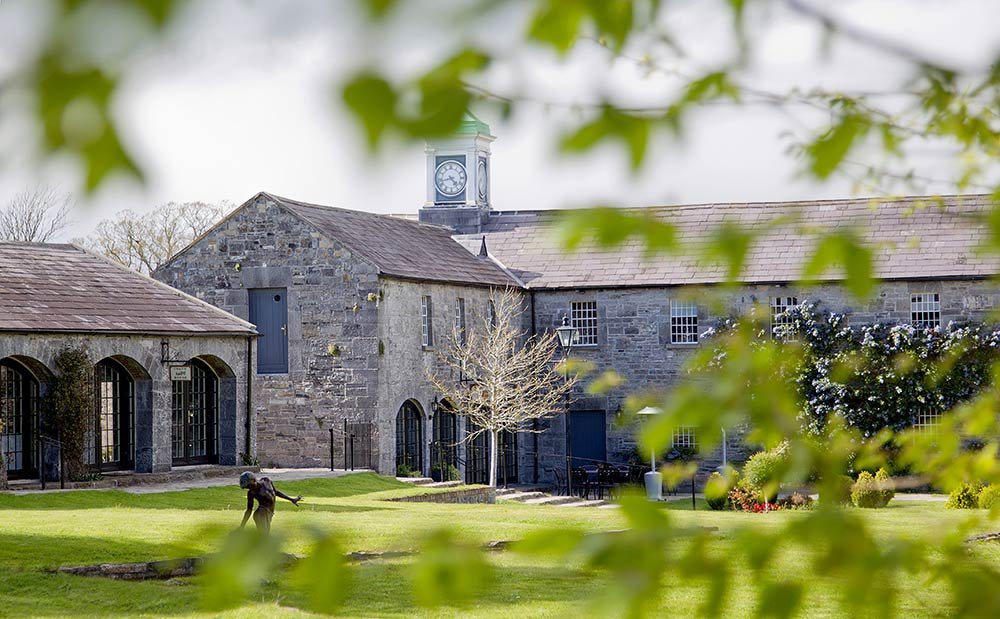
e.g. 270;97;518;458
709;302;1000;439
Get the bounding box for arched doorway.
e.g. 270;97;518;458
0;358;40;479
171;358;219;465
395;400;423;475
431;399;458;481
465;421;490;485
500;430;518;484
91;358;135;471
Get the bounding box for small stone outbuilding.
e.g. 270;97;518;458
0;242;256;480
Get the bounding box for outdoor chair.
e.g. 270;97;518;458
571;467;591;499
552;466;568;496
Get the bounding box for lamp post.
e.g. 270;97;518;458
636;406;663;501
555;316;578;496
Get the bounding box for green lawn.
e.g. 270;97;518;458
0;474;997;618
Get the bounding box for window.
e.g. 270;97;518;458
421;295;433;347
911;293;941;329
488;300;497;329
914;409;942;434
672;427;698;450
171;360;219;465
670;300;699;344
770;296;799;338
571;301;599;346
455;298;466;344
396;400;423;473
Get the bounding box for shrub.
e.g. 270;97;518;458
978;484;1000;510
820;474;854;506
778;492;815;510
742;445;787;502
728;479;762;512
50;347;94;480
875;468;895;506
947;482;984;509
432;463;461;482
705;471;734;511
396;463;420;478
851;468;895;508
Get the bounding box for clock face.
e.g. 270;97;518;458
435;160;467;197
477;159;488;200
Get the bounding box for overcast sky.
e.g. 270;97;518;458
1;0;998;240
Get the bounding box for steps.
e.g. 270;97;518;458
496;486;612;508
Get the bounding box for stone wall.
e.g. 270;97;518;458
0;332;249;474
156;194;381;468
376;278;506;477
530;279;1000;482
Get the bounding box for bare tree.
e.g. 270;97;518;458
77;200;230;274
429;288;578;487
0;186;74;242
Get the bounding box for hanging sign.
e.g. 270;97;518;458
169;366;192;381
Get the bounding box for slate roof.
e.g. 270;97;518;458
268;193;515;287
455;194;1000;289
0;242;257;335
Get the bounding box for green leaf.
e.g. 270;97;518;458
342;72;398;148
756;581;804;619
586;369;625;395
701;221;756;283
802;230;875;300
805;113;871;179
528;0;587;55
588;0;633;51
561;106;651;170
411;529;493;608
361;0;399;19
292;531;352;615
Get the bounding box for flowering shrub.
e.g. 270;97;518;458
728;480;763;512
820;474;854;506
778;492;815;510
708;302;1000;437
749;502;783;513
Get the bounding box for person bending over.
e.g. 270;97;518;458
239;471;302;535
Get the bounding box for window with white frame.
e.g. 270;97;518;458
571;301;599;346
770;296;799;338
914;409;942;434
911;293;941;329
672;427;698;450
670;299;699;344
421;295;433;347
455;297;466;344
487;300;497;329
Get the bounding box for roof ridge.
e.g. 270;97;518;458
264;192;454;233
485;192;993;218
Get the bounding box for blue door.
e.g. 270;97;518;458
249;288;288;374
570;410;606;468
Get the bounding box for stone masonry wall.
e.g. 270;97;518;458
377;279;510;477
155;194;381;468
530;279;1000;484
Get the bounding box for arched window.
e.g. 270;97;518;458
500;430;518;484
92;359;135;471
465;421;490;485
0;359;39;479
395;400;423;474
171;359;219;465
431;400;458;480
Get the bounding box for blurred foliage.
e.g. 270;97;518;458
11;0;1000;616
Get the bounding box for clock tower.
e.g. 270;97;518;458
418;111;494;234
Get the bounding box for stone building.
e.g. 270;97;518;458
156;114;1000;485
0;242;256;481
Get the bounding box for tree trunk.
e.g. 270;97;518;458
488;429;498;487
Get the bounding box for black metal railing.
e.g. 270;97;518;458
328;420;373;472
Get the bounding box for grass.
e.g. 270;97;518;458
0;473;997;617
